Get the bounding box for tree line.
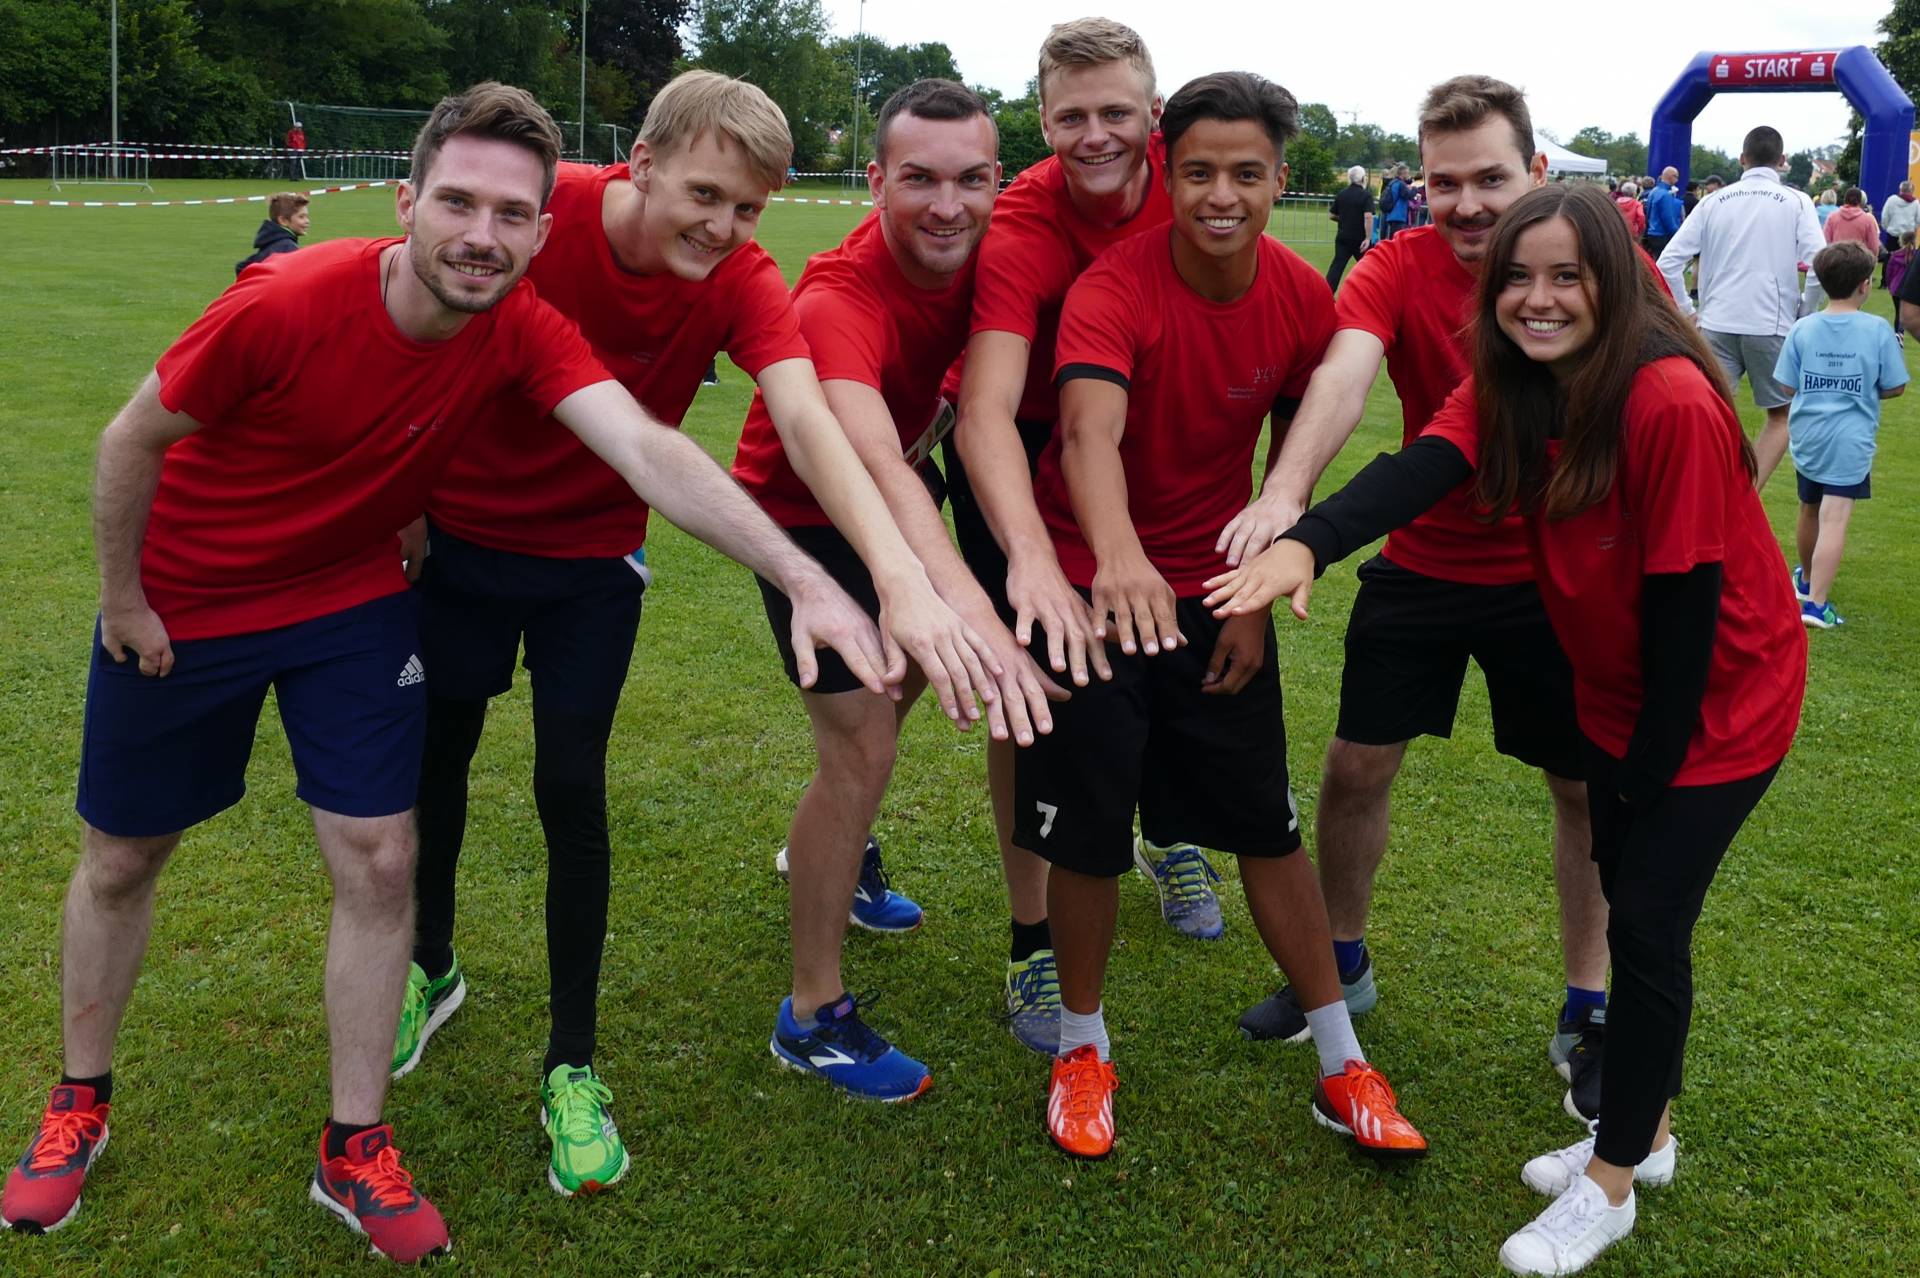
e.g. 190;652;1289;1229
9;0;1903;185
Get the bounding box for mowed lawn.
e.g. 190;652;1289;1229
1;177;1916;1276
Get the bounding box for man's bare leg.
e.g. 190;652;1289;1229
787;684;916;1019
313;808;417;1125
1547;772;1608;993
1754;406;1790;491
989;736;1049;924
1239;855;1342;1012
62;827;182;1076
1315;738;1409;941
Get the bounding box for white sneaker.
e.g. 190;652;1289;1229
1522;1131;1677;1197
1499;1176;1636;1275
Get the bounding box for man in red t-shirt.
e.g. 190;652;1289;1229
1020;71;1426;1164
1221;76;1612;1120
950;19;1217;1059
731;80;1061;1103
0;84;886;1260
398;71;1000;1194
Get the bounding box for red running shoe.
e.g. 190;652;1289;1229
1046;1045;1119;1159
1311;1059;1429;1159
3;1084;111;1234
308;1124;450;1263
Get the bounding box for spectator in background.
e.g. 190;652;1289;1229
1683;179;1702;217
1886;229;1915;339
1824;186;1880;252
1326;163;1375;290
1612;180;1646;238
1814;188;1837;227
1644;166;1683;259
234;191;309;277
1702;173;1725;196
1877;180;1918;280
1381;162;1412;239
1657;127;1824;488
285;121;307;180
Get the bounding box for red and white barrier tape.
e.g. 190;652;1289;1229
1;180;396;209
0;142;408;159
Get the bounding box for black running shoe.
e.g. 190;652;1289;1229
1557;1005;1605;1123
1237;950;1378;1042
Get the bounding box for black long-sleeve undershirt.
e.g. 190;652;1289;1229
1618;563;1721;805
1280;436;1472;574
1278;437;1721;804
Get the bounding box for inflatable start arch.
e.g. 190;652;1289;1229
1648;47;1914;210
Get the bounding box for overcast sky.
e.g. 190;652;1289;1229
821;1;1895;159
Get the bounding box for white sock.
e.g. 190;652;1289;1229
1304;1000;1364;1079
1059;1004;1111;1062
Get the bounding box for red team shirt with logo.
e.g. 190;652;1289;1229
1039;231;1335;596
1421;358;1804;783
962;138;1172;421
429;162;810;557
1334;224;1533;585
732;214;975;528
150;237;608;639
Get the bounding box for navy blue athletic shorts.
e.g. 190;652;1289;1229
77;591;427;837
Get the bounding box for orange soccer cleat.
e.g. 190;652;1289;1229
1046;1045;1119;1159
1311;1059;1428;1159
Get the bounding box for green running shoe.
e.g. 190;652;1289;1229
539;1064;630;1197
390;954;467;1080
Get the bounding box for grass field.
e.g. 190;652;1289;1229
2;177;1917;1276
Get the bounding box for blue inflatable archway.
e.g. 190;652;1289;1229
1648;47;1914;210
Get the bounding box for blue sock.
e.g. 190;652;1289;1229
1332;938;1367;977
1562;985;1606;1024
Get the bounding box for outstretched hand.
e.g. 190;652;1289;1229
1202;539;1318;622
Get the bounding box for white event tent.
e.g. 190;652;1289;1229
1534;136;1608;175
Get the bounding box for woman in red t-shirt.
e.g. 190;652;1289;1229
1202;183;1805;1277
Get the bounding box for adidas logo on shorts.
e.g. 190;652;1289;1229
397;654;425;688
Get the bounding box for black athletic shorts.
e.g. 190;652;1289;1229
416;522;647;716
1012;593;1303;877
943;417;1054;626
754;523;882;695
1336;554;1581;779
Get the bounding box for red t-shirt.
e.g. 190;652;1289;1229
1039;231;1334;596
429;162;810;557
964;139;1173;422
1422;358;1804;783
732;214;974;528
1335;224;1532;585
150;237;608;640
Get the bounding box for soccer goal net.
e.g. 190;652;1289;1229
285;102;615;179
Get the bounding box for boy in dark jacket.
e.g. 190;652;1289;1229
235;192;310;276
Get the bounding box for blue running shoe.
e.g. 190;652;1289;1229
851;837;923;933
769;993;932;1102
1801;599;1844;629
1791;565;1812;602
1133;837;1225;940
1003;949;1062;1055
774;837;924;933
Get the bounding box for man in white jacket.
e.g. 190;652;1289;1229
1657;124;1824;488
1878;180;1919;265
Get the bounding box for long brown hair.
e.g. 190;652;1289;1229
1470;183;1748;521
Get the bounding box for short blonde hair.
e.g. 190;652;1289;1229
639;70;793;190
268;191;309;223
1036;18;1155;104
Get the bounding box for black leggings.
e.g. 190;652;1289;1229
414;693;621;1068
1583;737;1779;1167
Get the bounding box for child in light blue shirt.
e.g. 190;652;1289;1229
1774;239;1909;627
